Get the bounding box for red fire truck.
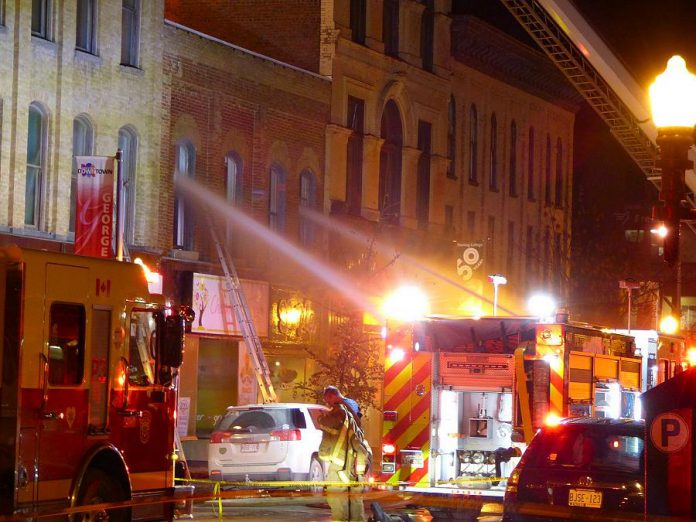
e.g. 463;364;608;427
380;315;641;498
0;246;191;520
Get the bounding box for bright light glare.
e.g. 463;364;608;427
545;413;562;427
383;286;429;321
388;348;405;363
134;257;161;284
688;348;696;366
651;225;669;238
660;315;679;334
528;294;556;320
650;56;696;128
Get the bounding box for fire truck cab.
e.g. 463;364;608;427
380;316;641;498
612;329;686;389
0;246;190;520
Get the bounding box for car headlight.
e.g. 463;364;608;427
472;452;485;464
461;451;472;463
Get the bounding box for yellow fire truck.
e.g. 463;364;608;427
380;316;641;498
0;246;191;520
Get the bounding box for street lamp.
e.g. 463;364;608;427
619;279;641;333
649;55;696;330
488;274;507;316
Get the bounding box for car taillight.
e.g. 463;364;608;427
270;429;301;441
210;431;233;443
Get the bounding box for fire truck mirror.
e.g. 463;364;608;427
162;315;185;369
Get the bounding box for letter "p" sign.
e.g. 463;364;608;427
650;412;689;453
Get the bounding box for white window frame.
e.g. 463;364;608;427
119;126;138;244
70;115;95;233
76;0;97;54
174;140;195;249
26;103;48;228
31;0;52;40
121;0;140;67
269;164;287;233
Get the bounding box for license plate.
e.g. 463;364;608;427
568;489;602;508
240;443;259;453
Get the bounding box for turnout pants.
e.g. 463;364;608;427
326;460;366;522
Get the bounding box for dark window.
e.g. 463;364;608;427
379;100;403;223
527;127;535;200
350;0;366;45
445;205;454;233
121;0;141;66
526;226;534;279
269;164;287;232
383;0;399;57
215;408;303;433
467;211;476;238
489;113;498;191
469;104;478;184
507;221;515;276
487;216;495;267
417;120;432;229
420;0;434;72
32;0;52;39
447;96;456;179
555;137;563;207
299;169;317;246
174;140;195;249
48;303;85;386
224;152;243;252
543;226;550;285
509;120;517;197
545;134;552;206
0;0;6;26
555;232;562;292
347;96;364;215
76;0;97;54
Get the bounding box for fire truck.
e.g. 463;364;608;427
0;246;191;520
380;315;642;498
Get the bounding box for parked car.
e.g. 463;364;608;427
503;418;644;520
208;403;329;484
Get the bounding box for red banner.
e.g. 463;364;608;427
74;156;115;258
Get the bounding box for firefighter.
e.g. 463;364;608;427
323;385;362;426
318;386;368;522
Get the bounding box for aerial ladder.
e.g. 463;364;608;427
208;218;278;403
499;0;696;233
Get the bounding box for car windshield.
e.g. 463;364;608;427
529;425;644;474
214;408;302;434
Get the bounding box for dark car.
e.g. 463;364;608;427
503;418;644;520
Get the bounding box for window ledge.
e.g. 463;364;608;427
489;187;500;193
74;48;102;65
468;179;479;187
31;35;57;52
120;64;144;77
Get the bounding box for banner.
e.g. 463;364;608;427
456;241;484;281
237;342;259;405
74;156;115;258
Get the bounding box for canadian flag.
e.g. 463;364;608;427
96;278;111;297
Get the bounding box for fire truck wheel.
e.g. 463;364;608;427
308;458;324;493
75;468;130;522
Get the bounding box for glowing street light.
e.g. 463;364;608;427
660;315;679;335
382;285;429;322
528;294;556;322
488;274;507;317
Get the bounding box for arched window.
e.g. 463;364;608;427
174;140;195;249
489;113;498;191
527;126;535;200
447;96;456;179
555;137;563;207
509;120;517;197
379;100;403;223
118;126;138;244
269;164;287;232
468;104;478;184
299;169;317;246
26;102;48;227
420;0;434;72
71;115;94;233
224;152;243;247
545;134;552;206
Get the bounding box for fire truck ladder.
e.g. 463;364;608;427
208;220;278;403
499;0;696;234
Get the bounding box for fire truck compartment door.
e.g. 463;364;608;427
594;356;619;382
619;358;641;390
568;353;592;402
439;353;514;390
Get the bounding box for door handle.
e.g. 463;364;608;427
40;410;63;420
118;409;143;418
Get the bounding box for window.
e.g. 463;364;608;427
174;140;195;250
48;303;85;386
299;169;317;246
509;120;517;197
487;216;495;267
555;137;563;207
224;152;243;248
507;221;515;276
445;205;454;233
543;226;550;285
420;0;434;72
346;96;364;215
379;100;403;223
269;164;287;232
383;0;399;57
554;232;562;292
349;0;366;45
76;0;97;54
545;134;552;206
468;104;478;184
417;120;432;229
467;211;476;238
70;115;95;233
119;126;138;244
26;103;47;227
121;0;140;66
625;230;645;243
526;226;534;279
0;0;5;26
489;113;498;191
32;0;52;39
447;96;456;179
128;310;155;386
527;127;535;200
